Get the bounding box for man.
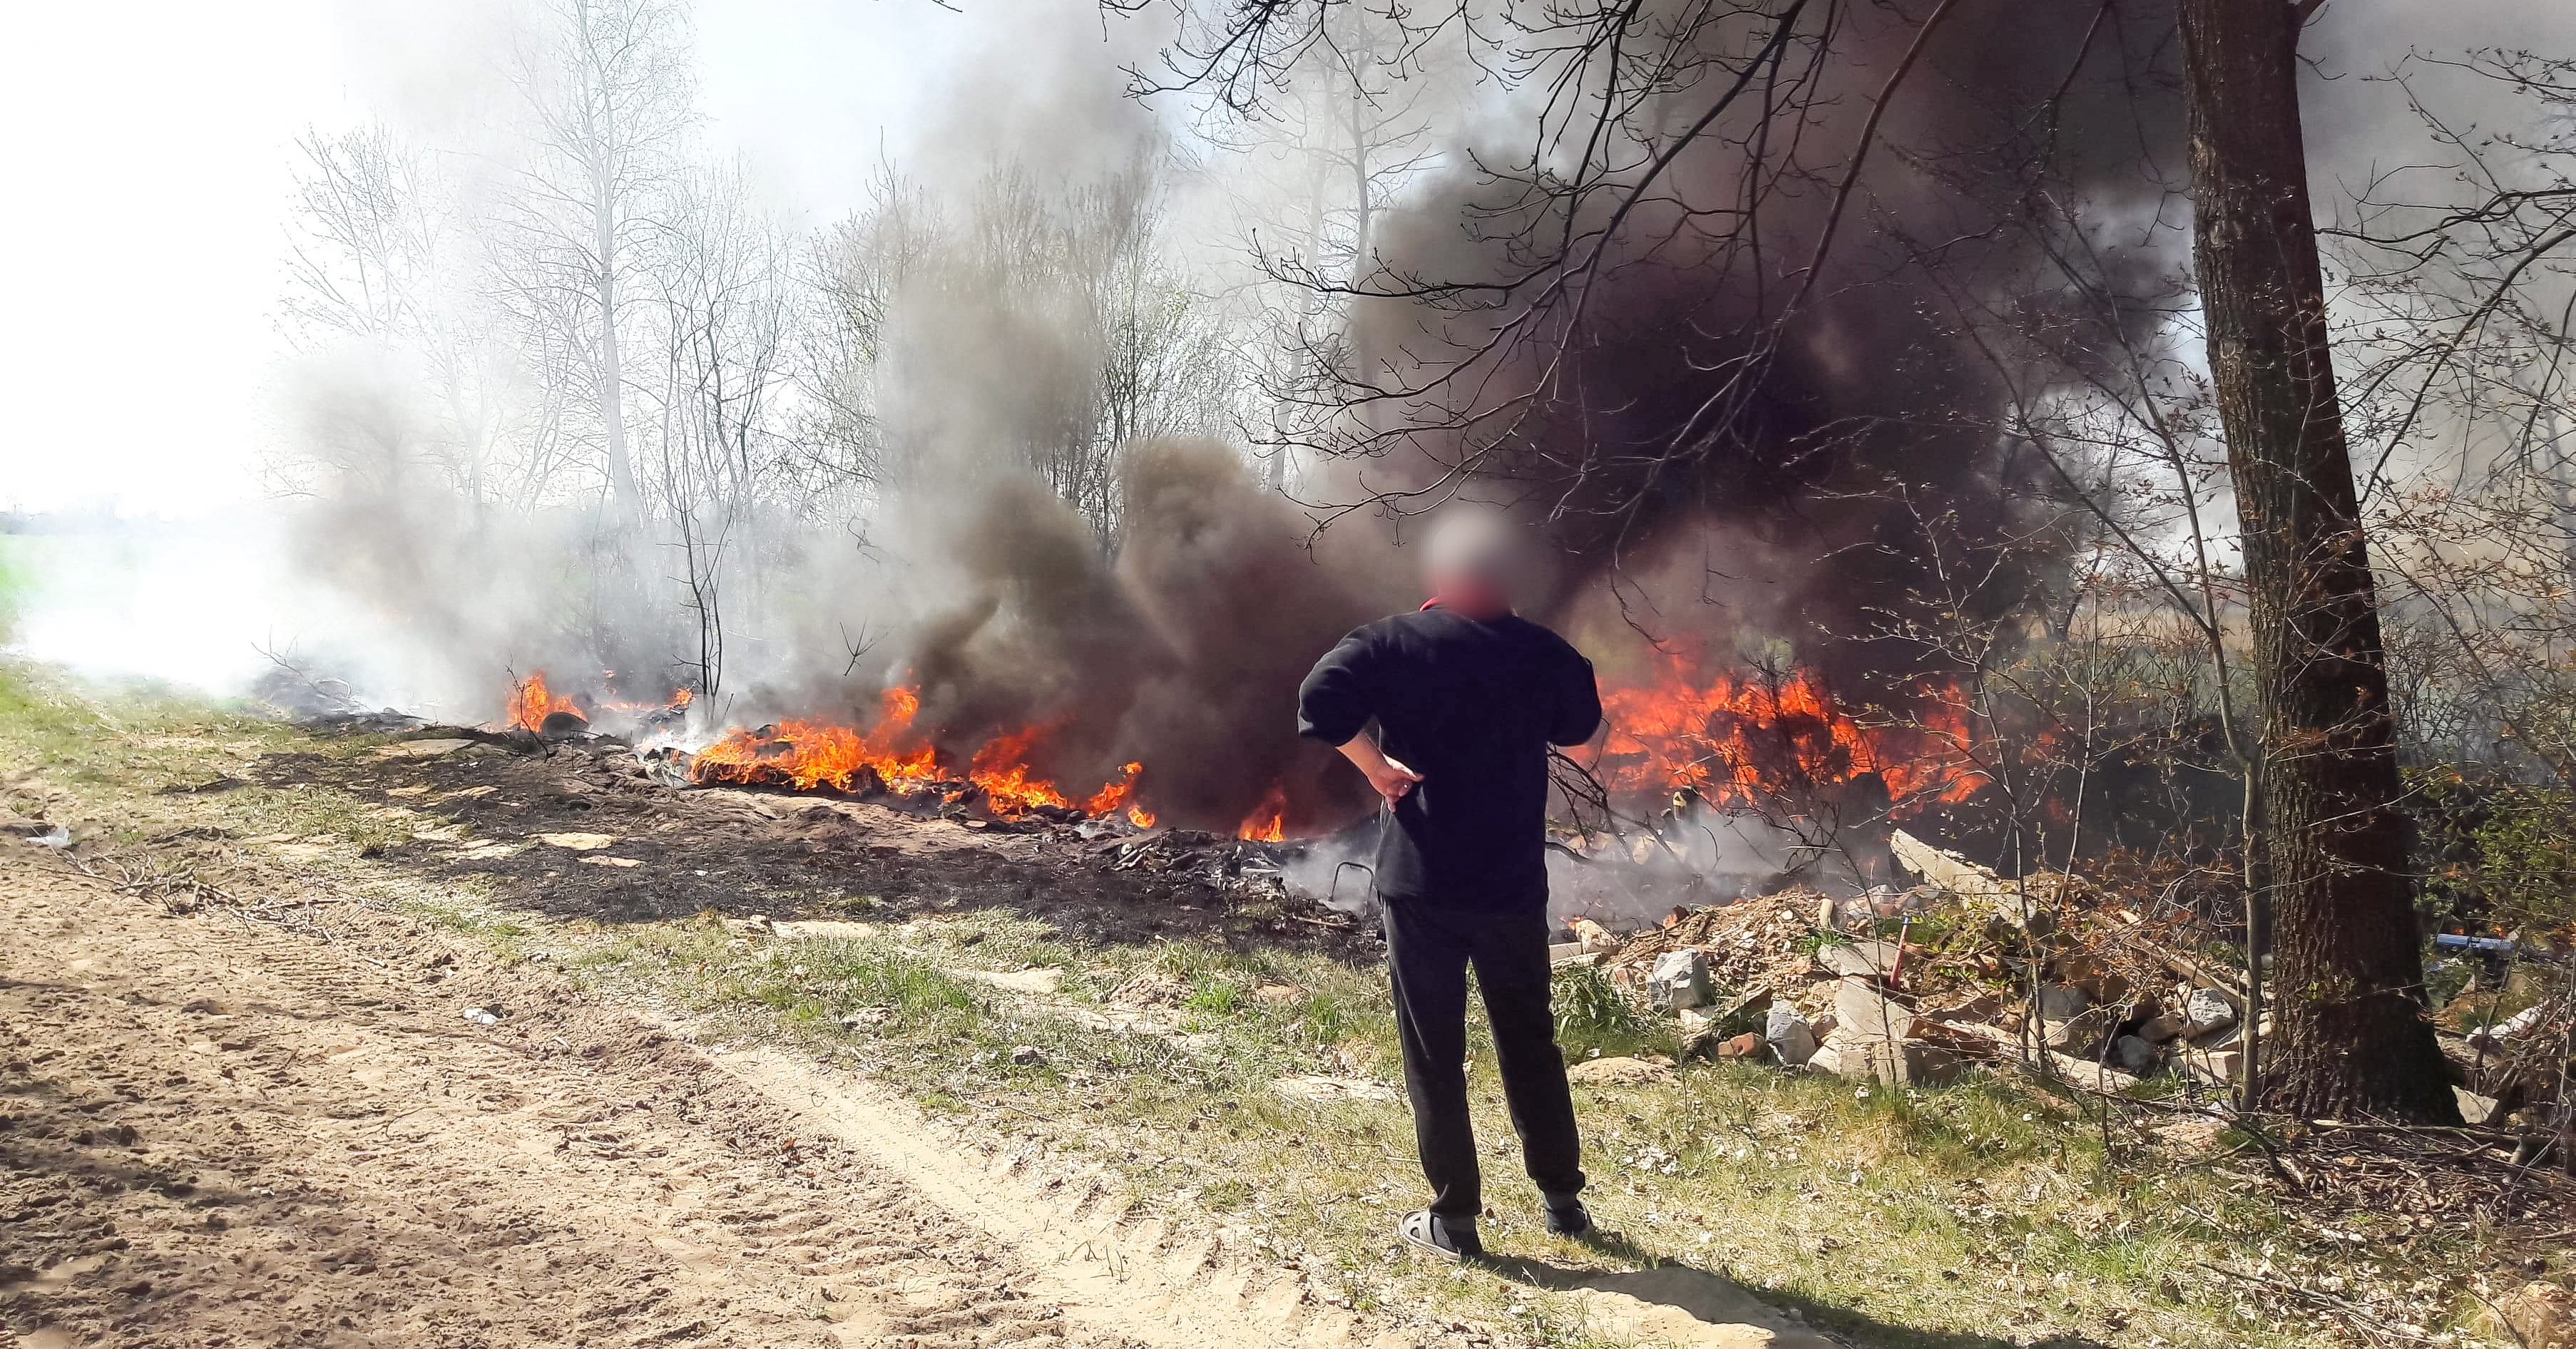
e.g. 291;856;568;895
1294;513;1603;1260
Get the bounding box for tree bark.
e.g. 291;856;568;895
596;180;640;521
2176;0;2456;1121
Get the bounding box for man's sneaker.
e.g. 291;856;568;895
1543;1198;1593;1238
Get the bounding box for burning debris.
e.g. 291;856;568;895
678;689;1193;833
1588;657;1986;817
506;672;692;740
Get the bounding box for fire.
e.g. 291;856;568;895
691;687;939;794
967;726;1076;815
1237;784;1288;842
688;687;1162;824
602;686;694;714
1591;656;1983;815
507;670;584;732
1084;762;1145;816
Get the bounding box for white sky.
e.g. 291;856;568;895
0;0;1003;519
9;0;2557;523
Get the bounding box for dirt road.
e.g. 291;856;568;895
0;856;1424;1349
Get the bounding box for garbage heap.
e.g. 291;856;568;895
1557;831;2254;1094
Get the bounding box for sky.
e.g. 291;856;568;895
2;0;2558;523
0;0;998;520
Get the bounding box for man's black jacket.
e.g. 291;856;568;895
1296;607;1602;909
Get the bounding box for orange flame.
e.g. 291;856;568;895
507;670;584;732
687;687;1155;823
1085;761;1145;815
967;726;1076;815
1591;655;1983;815
1237;784;1288;843
600;686;695;714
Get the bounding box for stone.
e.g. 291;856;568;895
1819;940;1901;980
2135;1014;2191;1043
1804;1045;1844;1076
1890;829;2058;935
2044;1005;2119;1059
1764;1004;1819;1067
1927;992;2004;1025
2183;987;2238;1035
1834;977;1921;1050
2048;1052;2141;1093
2179;1047;2242;1085
1846;1037;1968;1088
2455;1086;2500;1126
2035;984;2093;1021
1253;983;1305;1004
1566;1056;1675;1086
1647;950;1712;1011
2112;1035;2162;1073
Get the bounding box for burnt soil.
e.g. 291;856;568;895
247;734;1379;958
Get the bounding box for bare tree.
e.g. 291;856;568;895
491;0;697;523
648;160;798;699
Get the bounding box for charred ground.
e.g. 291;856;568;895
236;732;1378;959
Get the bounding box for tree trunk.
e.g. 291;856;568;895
2176;0;2456;1121
596;180;641;522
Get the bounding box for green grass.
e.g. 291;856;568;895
0;656;2528;1349
0;535;29;644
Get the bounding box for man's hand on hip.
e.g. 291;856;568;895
1335;734;1424;804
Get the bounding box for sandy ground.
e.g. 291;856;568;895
0;813;1836;1349
0;853;1446;1349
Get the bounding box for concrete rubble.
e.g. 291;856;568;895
1570;828;2374;1100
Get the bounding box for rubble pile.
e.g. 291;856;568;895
1559;827;2576;1130
1565;830;2272;1096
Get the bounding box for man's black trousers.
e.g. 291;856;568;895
1380;898;1585;1220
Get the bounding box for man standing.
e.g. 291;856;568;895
1295;514;1603;1259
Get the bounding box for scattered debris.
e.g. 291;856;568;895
462;1005;504;1027
1008;1045;1048;1067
